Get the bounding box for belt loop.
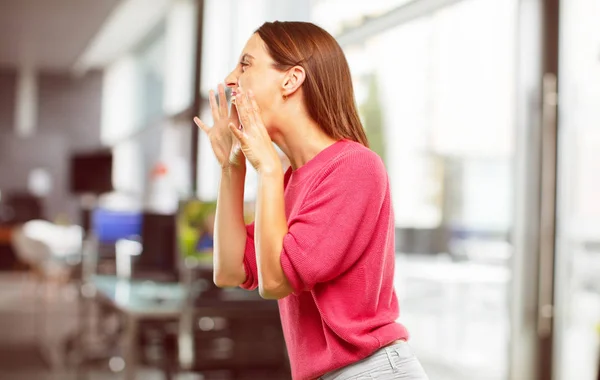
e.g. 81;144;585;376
394;341;411;359
384;347;398;371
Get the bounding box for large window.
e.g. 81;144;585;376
555;0;600;378
101;1;198;208
101;25;167;200
311;0;415;35
314;0;517;378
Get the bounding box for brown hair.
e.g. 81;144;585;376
256;21;369;147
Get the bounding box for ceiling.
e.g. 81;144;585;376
0;0;121;70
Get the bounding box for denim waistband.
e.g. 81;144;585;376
320;341;414;380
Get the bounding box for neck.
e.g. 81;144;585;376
270;107;337;170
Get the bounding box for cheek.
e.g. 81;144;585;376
242;71;280;126
249;88;277;122
255;97;273;129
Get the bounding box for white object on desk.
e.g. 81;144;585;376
115;238;142;279
12;219;83;277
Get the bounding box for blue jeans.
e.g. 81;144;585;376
320;341;429;380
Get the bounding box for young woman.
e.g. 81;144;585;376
194;21;428;380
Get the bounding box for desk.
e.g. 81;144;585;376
89;276;186;380
89;275;284;379
91;275;274;316
92;275;186;318
179;269;283;374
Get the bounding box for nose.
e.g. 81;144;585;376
224;69;237;89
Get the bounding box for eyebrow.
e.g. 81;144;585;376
240;53;254;62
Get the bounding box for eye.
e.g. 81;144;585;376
240;61;249;72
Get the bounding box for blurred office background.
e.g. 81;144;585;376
0;0;598;379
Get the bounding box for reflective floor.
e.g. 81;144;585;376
0;257;597;380
395;253;509;380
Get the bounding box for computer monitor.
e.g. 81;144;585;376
136;212;179;281
69;151;113;195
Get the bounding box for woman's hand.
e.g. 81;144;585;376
194;83;244;170
229;86;281;174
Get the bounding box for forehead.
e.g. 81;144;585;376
240;33;269;59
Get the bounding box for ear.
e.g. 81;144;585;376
281;66;306;98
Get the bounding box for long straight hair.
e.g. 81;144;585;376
256;21;369;147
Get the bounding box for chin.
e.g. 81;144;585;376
260;115;274;134
265;126;277;139
257;110;278;140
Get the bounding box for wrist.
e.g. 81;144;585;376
258;159;283;177
222;164;246;177
258;166;283;180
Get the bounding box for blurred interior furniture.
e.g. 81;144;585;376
11;220;83;277
0;191;45;270
77;265;290;380
88;208;143;277
176;265;290;380
80;275;185;380
134;212;179;281
75;202;289;379
69;150;114;196
68;149;114;278
10;219;84;368
88;208;179;282
115;238;143;279
447;226;511;264
77;273;185;380
0;224;17;270
75;209;174;377
395;227;450;255
76;207;181;380
2;192;45;224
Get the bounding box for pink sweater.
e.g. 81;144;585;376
241;139;409;380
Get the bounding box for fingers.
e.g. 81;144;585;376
217;84;227;118
229;101;240;125
236;86;255;128
248;89;261;121
209;90;220;121
228;122;246;144
194;117;210;133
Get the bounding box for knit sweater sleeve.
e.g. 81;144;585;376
280;150;388;295
240;222;258;290
241;169;292;291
